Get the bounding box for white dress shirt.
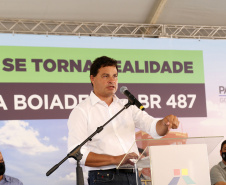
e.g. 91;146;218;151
67;91;161;172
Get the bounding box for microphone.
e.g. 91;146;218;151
120;86;145;111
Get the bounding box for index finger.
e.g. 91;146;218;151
164;115;179;130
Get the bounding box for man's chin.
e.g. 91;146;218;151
106;90;116;96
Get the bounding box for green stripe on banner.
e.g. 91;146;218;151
0;46;204;83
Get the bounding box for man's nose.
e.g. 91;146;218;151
108;76;116;82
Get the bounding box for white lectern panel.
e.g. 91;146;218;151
150;144;210;185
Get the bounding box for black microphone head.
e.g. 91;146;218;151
120;86;128;94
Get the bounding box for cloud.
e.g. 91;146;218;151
43;136;50;141
206;100;226;117
62;136;67;141
0;120;58;155
199;100;226;126
60;172;76;181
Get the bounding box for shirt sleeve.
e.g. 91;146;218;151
210;165;226;185
131;105;162;139
67;106;90;165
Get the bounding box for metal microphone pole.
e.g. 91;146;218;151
46;100;135;185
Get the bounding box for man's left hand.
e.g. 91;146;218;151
162;114;179;130
156;115;180;136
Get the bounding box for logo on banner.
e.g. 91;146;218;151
219;86;226;103
168;169;195;185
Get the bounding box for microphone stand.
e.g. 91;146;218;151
46;100;133;185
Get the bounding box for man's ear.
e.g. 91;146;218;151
90;75;94;85
0;152;3;161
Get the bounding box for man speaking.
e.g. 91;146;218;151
67;56;179;185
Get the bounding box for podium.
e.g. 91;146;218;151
117;136;223;185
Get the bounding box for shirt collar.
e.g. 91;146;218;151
2;175;10;182
220;161;226;169
90;91;119;106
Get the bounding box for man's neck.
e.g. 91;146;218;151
93;91;114;106
0;175;3;181
102;96;113;106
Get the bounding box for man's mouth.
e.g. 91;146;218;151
107;86;115;89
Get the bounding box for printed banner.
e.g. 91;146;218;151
0;46;206;119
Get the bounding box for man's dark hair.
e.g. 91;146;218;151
221;140;226;151
90;56;118;77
